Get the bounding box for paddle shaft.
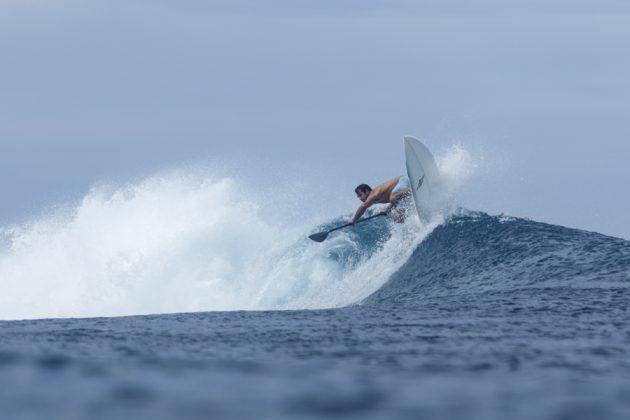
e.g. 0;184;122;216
326;213;385;235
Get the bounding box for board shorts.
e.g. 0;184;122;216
392;176;410;193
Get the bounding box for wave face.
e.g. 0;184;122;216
365;211;630;306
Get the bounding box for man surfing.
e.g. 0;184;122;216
350;176;412;224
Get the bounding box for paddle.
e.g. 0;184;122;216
308;213;386;242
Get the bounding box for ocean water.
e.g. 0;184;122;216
1;210;629;419
1;163;629;419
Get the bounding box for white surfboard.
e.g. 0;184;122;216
404;136;440;221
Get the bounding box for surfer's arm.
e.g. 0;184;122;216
350;196;376;224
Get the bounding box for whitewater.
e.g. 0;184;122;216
0;146;472;320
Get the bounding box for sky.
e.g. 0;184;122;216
1;0;629;239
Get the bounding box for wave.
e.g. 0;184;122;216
365;211;630;306
10;144;590;321
0;170;442;320
2;170;627;321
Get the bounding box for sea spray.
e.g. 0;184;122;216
0;145;474;320
0;172;431;320
0;175;277;319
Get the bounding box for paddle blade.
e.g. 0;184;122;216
308;231;329;242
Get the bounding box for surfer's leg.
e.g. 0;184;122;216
392;208;407;223
389;188;411;204
390;190;412;223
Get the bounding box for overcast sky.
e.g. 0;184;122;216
1;0;629;238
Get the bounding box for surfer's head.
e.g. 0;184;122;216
355;184;372;202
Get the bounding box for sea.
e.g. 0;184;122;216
1;168;629;419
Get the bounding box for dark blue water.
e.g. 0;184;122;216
1;212;629;419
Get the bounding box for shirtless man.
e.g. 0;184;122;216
349;176;411;224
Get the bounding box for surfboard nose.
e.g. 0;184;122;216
403;136;421;154
403;136;417;146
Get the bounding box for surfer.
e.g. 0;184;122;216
350;176;411;224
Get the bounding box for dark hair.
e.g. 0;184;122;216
355;184;372;194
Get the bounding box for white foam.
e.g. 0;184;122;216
0;169;440;320
430;143;479;214
254;214;442;310
0;145;476;321
437;144;478;190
